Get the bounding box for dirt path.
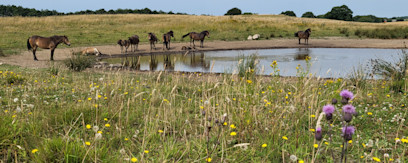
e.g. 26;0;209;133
0;38;406;69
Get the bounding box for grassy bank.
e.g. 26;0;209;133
0;62;407;162
1;14;408;55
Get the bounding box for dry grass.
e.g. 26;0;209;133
0;14;407;55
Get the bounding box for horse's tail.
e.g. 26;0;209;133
182;33;191;38
27;38;32;51
294;32;299;37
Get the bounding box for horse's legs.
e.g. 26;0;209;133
306;38;308;45
201;40;204;48
50;49;55;61
32;48;38;61
192;40;195;48
298;38;301;44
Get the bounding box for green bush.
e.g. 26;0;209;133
63;53;96;72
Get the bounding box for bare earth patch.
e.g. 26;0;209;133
0;38;406;69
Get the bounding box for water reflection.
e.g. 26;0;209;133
295;48;310;60
104;48;402;78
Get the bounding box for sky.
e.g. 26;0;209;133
1;0;407;18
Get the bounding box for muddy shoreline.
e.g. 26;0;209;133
0;38;406;68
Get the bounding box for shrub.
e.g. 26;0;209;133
63;52;96;72
281;11;296;17
225;8;242;15
301;12;316;18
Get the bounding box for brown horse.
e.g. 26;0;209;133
128;35;139;52
294;28;311;45
148;33;158;50
182;31;210;48
117;39;130;53
27;35;71;61
162;30;174;50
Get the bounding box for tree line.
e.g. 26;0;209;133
0;5;186;17
225;5;406;23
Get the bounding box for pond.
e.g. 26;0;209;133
103;48;404;78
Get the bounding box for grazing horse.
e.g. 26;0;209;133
117;39;130;53
148;33;158;50
162;30;174;50
128;35;139;52
27;35;71;61
182;31;210;48
294;28;311;45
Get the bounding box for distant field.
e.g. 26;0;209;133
1;14;408;55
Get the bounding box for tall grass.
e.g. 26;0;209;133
0;61;407;162
1;14;407;55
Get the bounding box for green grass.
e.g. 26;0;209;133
0;60;407;162
1;14;408;55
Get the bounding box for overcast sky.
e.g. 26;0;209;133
2;0;407;18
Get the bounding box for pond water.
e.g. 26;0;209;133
103;48;404;78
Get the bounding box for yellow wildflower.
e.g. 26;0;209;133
86;124;91;129
314;144;318;148
230;132;237;136
124;138;129;141
262;144;267;148
230;124;236;129
348;140;352;144
32;149;39;154
105;124;110;127
206;157;212;162
131;157;138;162
298;160;304;163
282;136;288;140
104;118;108;121
401;138;408;143
372;157;381;162
246;80;252;84
367;112;372;115
97;131;103;134
88;97;92;101
310;114;316;118
85;141;91;146
223;122;227;126
309;129;315;132
144;150;149;154
158;130;164;133
324;142;329;145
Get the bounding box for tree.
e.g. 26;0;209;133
324;5;353;21
225;8;242;15
281;11;296;17
302;12;316;18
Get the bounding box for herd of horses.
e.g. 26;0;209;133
26;28;311;61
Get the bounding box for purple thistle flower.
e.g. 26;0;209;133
323;105;335;114
342;126;355;135
340;90;354;100
342;126;355;141
342;104;356;114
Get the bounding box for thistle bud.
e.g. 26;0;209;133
315;127;322;141
331;98;338;105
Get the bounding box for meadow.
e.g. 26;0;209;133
0;57;407;162
1;14;408;55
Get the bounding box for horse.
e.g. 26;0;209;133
81;47;101;56
148;33;158;50
182;30;210;48
128;35;139;52
27;35;71;61
294;28;311;45
117;39;130;53
162;30;174;50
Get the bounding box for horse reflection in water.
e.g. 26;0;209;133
189;52;210;70
163;54;174;71
294;48;311;60
149;55;158;71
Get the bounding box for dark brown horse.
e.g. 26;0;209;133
148;33;158;50
128;35;139;52
294;28;311;45
162;30;174;50
27;35;71;61
182;31;210;48
117;39;130;53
